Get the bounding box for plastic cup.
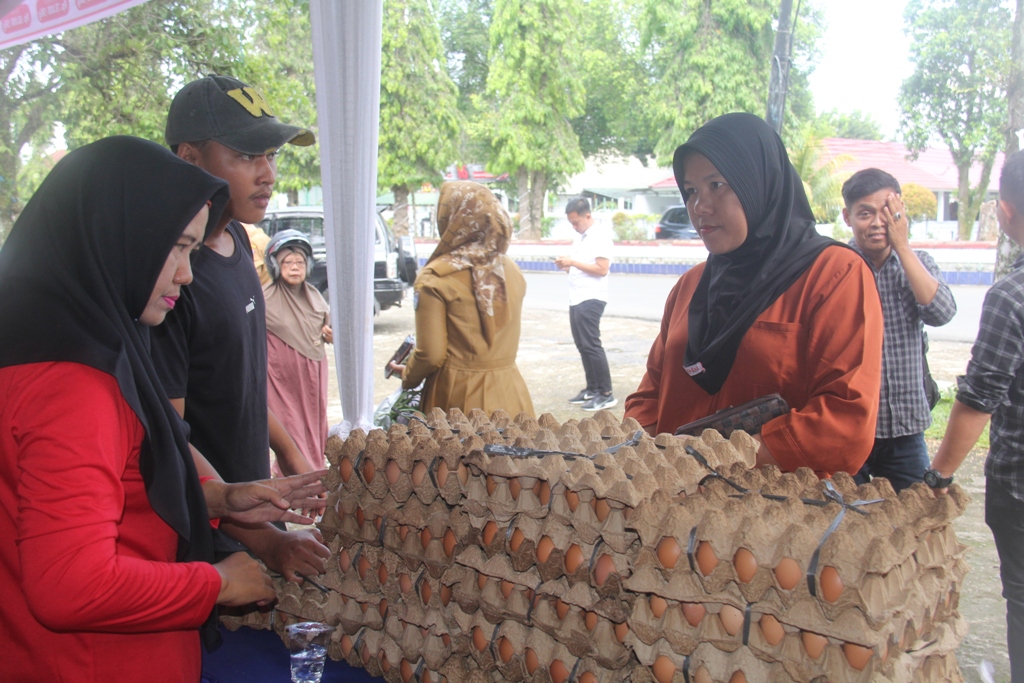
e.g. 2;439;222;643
285;621;336;683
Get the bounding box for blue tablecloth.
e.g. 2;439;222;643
201;625;380;683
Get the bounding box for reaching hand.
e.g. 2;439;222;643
388;360;407;376
204;470;328;524
262;528;331;584
883;192;910;253
214;552;275;607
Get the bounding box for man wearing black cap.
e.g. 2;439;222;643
152;75;329;584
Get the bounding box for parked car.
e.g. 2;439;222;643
654;205;698;240
258;206;418;314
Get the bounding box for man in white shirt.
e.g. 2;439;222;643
555;197;616;411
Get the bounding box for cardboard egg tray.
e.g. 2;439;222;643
221;409;967;683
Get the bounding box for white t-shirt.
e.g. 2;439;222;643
567;225;614;305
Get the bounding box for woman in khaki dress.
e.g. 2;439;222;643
390;181;534;417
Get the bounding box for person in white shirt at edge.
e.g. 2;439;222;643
555;197;617;411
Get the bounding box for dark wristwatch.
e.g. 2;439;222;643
923;468;954;489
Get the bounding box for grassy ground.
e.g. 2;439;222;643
926;387;991;449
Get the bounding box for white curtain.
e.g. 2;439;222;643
309;0;383;438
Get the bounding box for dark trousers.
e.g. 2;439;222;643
569;299;611;395
853;433;930;492
987;476;1024;682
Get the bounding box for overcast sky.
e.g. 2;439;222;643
807;0;913;140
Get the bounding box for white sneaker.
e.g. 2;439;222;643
582;393;617;411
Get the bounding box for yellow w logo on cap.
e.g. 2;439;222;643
226;87;275;118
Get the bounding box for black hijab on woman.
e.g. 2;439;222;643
674;112;837;395
0;136;229;642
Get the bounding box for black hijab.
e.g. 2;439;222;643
675;113;836;395
0;137;229;620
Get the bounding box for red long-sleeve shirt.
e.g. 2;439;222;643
0;362;221;682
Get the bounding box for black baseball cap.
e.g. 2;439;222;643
165;74;315;155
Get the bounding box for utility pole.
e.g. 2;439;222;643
766;0;796;135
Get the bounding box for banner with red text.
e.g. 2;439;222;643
0;0;151;50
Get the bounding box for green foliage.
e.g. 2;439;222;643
901;183;938;223
540;215;556;238
900;0;1010;240
436;0;494;163
926;386;989;448
378;0;463;195
611;211;647;240
787;124;851;222
813;109;884;141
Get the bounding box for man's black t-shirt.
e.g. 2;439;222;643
152;221;269;483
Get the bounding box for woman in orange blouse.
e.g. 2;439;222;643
624;113;883;477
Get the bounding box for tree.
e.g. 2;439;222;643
814;109;884;141
378;0;463;236
480;0;585;238
902;183;938;223
787;125;850;222
900;0;1011;241
998;0;1024;279
437;0;494;164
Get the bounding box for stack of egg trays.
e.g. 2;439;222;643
622;457;969;683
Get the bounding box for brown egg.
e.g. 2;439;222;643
378;598;388;618
719;604;743;636
555;598;570;620
594;554;616;586
363;459;375;484
340;634;354;657
535;480;551;506
379;651;390;673
436;459;449;487
340;457;353;482
525;648;539;674
339;549;351;573
802;631;828;659
498;636;514;662
360;602;369;613
355;507;366;527
360;643;371;666
657;536;682;569
472;626;487;651
398;573;412;593
420;527;432;550
400;659;415;683
508;477;522;500
476;573;488;590
695;541;718;576
565;489;580;511
649;595;668;618
565;544;585;574
420;673;433;683
728;671;747;683
412;461;428;486
681;602;705;627
457;463;469;485
593;497;611;522
550;659;571;683
579;673;597;683
386;460;401;485
733;548;757;583
510;528;526;552
357;555;371;580
820;566;843;603
441;633;451;647
443;529;457;557
843;643;874;671
501;580;515;599
486;476;497;496
482;521;498;546
441;584;452;606
652;655;676;683
537;535;555;563
420;579;433;605
373;516;383;532
398;525;410;541
378;563;389;585
614;621;629;643
774;557;801;590
693;666;713;683
759;614;784;646
584;610;598;631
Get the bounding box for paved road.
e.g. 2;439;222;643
523;272;986;343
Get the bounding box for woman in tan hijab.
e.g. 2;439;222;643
263;230;332;472
390;181;534;417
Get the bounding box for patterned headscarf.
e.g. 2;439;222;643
426;181;513;346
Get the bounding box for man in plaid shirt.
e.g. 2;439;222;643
843;169;956;492
932;150;1024;679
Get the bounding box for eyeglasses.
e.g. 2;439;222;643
280;257;306;269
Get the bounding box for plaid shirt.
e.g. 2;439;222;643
958;255;1024;501
851;246;957;437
